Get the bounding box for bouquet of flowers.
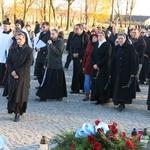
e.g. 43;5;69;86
51;120;145;150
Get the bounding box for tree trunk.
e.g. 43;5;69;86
125;0;129;27
110;0;114;21
50;0;56;27
49;2;51;23
85;0;88;24
43;0;47;21
14;0;17;23
23;0;27;23
65;2;70;31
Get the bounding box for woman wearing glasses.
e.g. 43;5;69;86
109;32;138;111
7;32;33;122
91;31;112;105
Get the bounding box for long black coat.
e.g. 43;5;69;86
110;42;138;100
7;44;33;104
91;41;112;94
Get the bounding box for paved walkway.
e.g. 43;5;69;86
0;54;150;150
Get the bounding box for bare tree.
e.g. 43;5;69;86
0;0;5;22
114;0;124;27
64;0;76;31
129;0;136;27
14;0;17;22
125;0;129;27
50;0;56;26
43;0;47;21
22;0;35;23
85;0;88;24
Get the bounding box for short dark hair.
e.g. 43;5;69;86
76;23;83;30
42;21;49;26
52;28;58;33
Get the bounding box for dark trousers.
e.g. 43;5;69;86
64;51;72;69
36;62;44;85
71;58;84;91
139;58;150;82
0;63;6;86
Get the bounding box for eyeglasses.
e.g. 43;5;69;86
141;32;146;33
75;28;79;30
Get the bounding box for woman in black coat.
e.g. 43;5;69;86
109;32;138;111
91;31;112;105
7;32;33;122
36;29;67;101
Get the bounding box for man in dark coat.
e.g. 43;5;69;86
129;29;146;80
35;21;50;88
139;29;150;84
109;26;118;45
64;26;76;69
70;24;89;94
110;33;138;111
107;21;115;34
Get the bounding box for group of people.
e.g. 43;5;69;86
0;18;149;122
64;21;150;112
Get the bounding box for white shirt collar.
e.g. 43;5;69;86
98;39;106;48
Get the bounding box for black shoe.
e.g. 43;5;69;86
34;77;38;80
35;86;40;89
14;114;20;122
94;101;101;105
83;96;89;101
57;98;63;101
70;90;79;94
35;98;46;102
20;113;24;116
117;104;125;111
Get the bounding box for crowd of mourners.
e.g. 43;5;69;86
0;18;149;122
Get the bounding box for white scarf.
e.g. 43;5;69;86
98;39;106;48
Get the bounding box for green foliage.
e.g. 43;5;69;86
51;131;143;150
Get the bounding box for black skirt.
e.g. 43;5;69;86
36;68;67;99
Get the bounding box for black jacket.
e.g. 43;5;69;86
71;31;89;58
36;30;51;63
66;31;75;52
131;37;146;64
45;38;65;69
110;42;138;99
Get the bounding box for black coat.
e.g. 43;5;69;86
45;38;65;69
66;31;74;52
131;37;146;64
36;30;51;63
7;44;33;103
71;31;89;58
91;41;112;94
110;42;138;100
